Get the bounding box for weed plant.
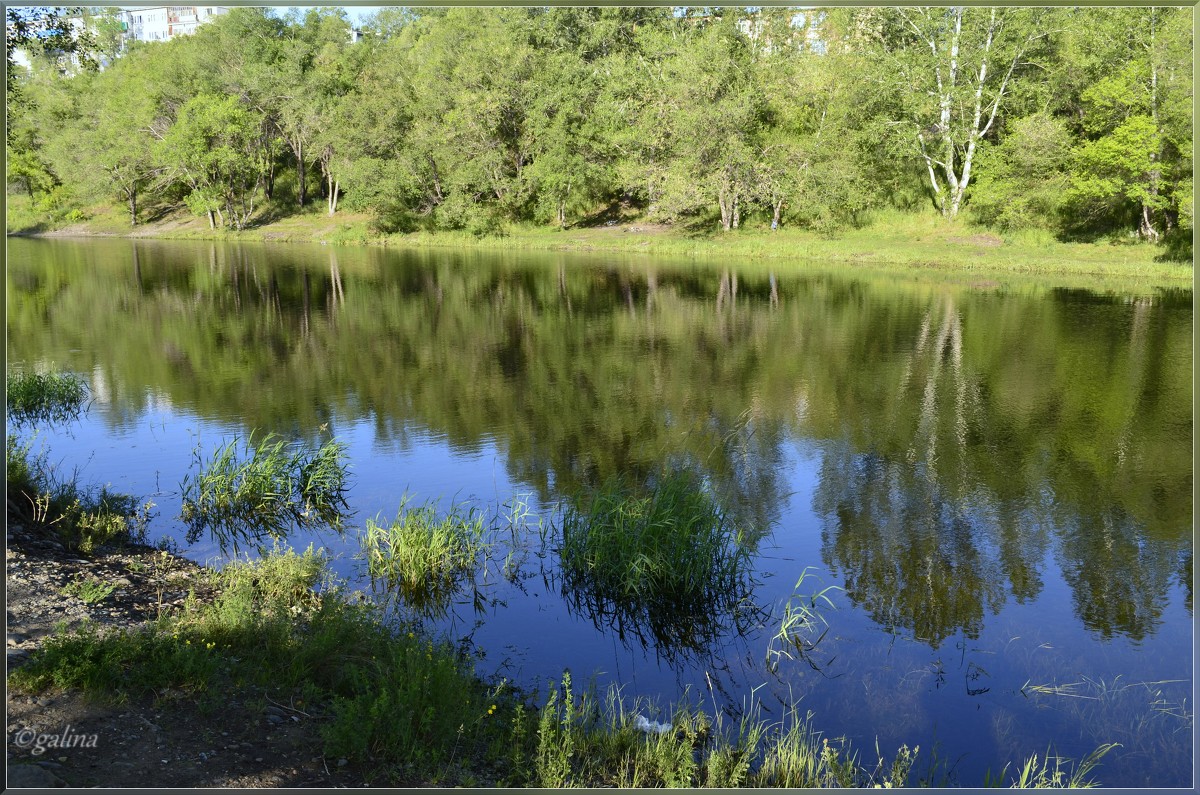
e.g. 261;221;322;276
765;568;843;674
6;436;153;553
6;369;89;427
984;743;1121;788
61;573;119;604
361;497;489;615
180;432;350;552
555;472;757;660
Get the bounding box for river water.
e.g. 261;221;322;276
6;237;1193;786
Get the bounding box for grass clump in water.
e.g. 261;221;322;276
180;432;350;552
555;471;756;657
362;497;489;615
6;436;153;553
6;369;89;428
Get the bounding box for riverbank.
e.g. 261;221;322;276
8;195;1191;286
6;513;1123;789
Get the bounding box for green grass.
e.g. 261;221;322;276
179;432;351;553
6;369;89;428
985;744;1121;789
555;471;757;659
765;568;842;674
528;671;1112;788
361;497;490;615
370;209;1190;285
6;435;153;553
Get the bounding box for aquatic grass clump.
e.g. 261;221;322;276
555;472;757;658
362;497;489;614
7;435;153;553
531;673;920;788
180;432;350;552
766;568;842;674
6;369;89;427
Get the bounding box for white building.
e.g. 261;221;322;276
120;6;229;44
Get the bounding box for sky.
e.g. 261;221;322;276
269;6;384;25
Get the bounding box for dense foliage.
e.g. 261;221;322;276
5;6;1193;248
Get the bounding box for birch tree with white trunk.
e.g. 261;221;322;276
856;7;1050;219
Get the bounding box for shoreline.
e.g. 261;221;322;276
8;205;1192;289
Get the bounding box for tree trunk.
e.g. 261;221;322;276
718;186;732;231
731;194;740;229
1139;205;1160;242
207;209;215;230
128;188;137;226
296;138;307;207
327;176;339;216
772;199;783;230
1145;8;1161;241
907;7;1027;220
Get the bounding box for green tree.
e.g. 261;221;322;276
970;112;1072;232
6;6;97;99
1058;8;1192;242
65;61;162;225
401;8;541;230
756;35;876;232
635;16;766;230
158;94;269;230
524;50;612;227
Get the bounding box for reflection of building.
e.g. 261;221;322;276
120;6;229;44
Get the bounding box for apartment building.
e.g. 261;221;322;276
120;6;229;44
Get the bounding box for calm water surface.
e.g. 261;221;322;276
6;237;1193;786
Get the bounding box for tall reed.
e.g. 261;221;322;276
555;471;757;659
180;432;350;552
361;497;489;614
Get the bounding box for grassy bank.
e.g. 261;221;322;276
5;447;1117;785
7;541;1117;788
8;193;1191;285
